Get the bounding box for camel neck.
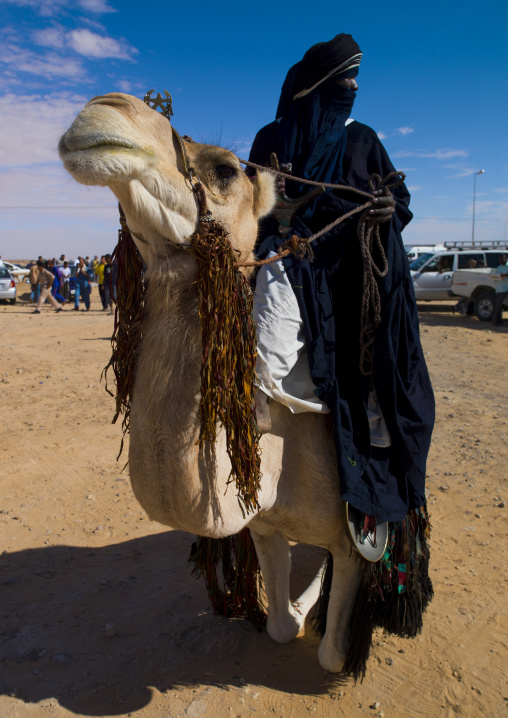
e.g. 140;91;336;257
133;258;202;427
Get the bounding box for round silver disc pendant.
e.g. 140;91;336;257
344;502;389;562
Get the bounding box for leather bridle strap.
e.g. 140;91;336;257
171;125;199;186
119;126;201;250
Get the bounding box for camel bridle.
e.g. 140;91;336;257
128;90;406;376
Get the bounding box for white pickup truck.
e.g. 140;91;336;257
450;268;508;321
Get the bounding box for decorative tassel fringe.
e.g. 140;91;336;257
104;205;265;630
103;205;146;458
342;506;433;681
310;551;333;637
191;216;262;515
188;529;267;629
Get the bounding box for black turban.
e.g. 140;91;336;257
276;34;362;120
255;33;361;200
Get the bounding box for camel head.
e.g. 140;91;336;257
59;93;276;266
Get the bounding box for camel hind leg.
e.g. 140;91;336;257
249;528;328;644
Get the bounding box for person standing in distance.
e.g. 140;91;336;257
492;253;508;327
32;261;63;314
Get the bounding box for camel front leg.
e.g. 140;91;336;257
318;545;361;673
249;528;303;644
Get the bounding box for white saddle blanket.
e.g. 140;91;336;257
253;254;391;448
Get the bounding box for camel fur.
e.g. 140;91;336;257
59;93;361;672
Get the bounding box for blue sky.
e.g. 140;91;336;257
0;0;507;259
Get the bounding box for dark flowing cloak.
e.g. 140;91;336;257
250;120;435;523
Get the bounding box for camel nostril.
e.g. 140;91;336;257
86;95;133;109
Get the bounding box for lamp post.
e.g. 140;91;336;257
472;169;485;245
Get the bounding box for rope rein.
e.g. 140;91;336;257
238;157;382;196
234;163;405;375
126;125;406;376
236;200;373;268
357;175;392;375
233;162;404;272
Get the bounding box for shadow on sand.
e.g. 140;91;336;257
0;532;337;715
417;301;506;333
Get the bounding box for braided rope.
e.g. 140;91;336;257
237;200;373;268
234;161;404;270
237;164;405;375
238;157;377;197
357;173;395;375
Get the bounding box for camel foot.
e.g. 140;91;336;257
318;640;345;673
266;607;303;644
256;389;272;434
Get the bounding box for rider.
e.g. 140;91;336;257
250;34;435;525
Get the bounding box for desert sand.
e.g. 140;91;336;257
0;284;507;718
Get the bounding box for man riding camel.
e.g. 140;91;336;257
250;33;435;526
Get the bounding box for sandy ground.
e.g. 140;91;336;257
0;282;507;718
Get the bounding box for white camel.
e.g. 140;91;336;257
59;93;361;673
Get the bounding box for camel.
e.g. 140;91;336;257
59;92;361;673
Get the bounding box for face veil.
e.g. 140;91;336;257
271;34;362;199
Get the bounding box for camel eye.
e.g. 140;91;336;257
215;164;236;180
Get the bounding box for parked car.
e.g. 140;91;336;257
451;267;508;321
410;247;508;301
405;244;445;263
0;267;17;304
1;261;30;283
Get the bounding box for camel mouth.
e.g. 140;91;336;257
59;135;141;156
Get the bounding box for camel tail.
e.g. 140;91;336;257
343;506;434;682
311;507;434;682
309;549;373;680
309;550;334;637
189;529;267;629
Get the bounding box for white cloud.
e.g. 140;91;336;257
445;167;480;179
1;24;137;88
20;52;85;79
429;149;469;160
0;93;88;167
68;28;136;59
0;39;86;82
444;165;490;179
376;127;414;140
30;26;137;60
393;149;469;160
465;200;507;220
32;26;65;49
0;204;119;260
0;164;114;207
403;217;502;247
407;185;422;191
78;0;116;12
117;79;132;93
0;163;118;258
0;91;122;258
0;0;116;14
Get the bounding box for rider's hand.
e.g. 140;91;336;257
277;162;292;198
368;190;395;223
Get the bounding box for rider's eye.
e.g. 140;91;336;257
215;164;236;180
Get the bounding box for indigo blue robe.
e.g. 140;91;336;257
250;117;435;523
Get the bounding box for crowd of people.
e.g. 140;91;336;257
27;254;117;314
